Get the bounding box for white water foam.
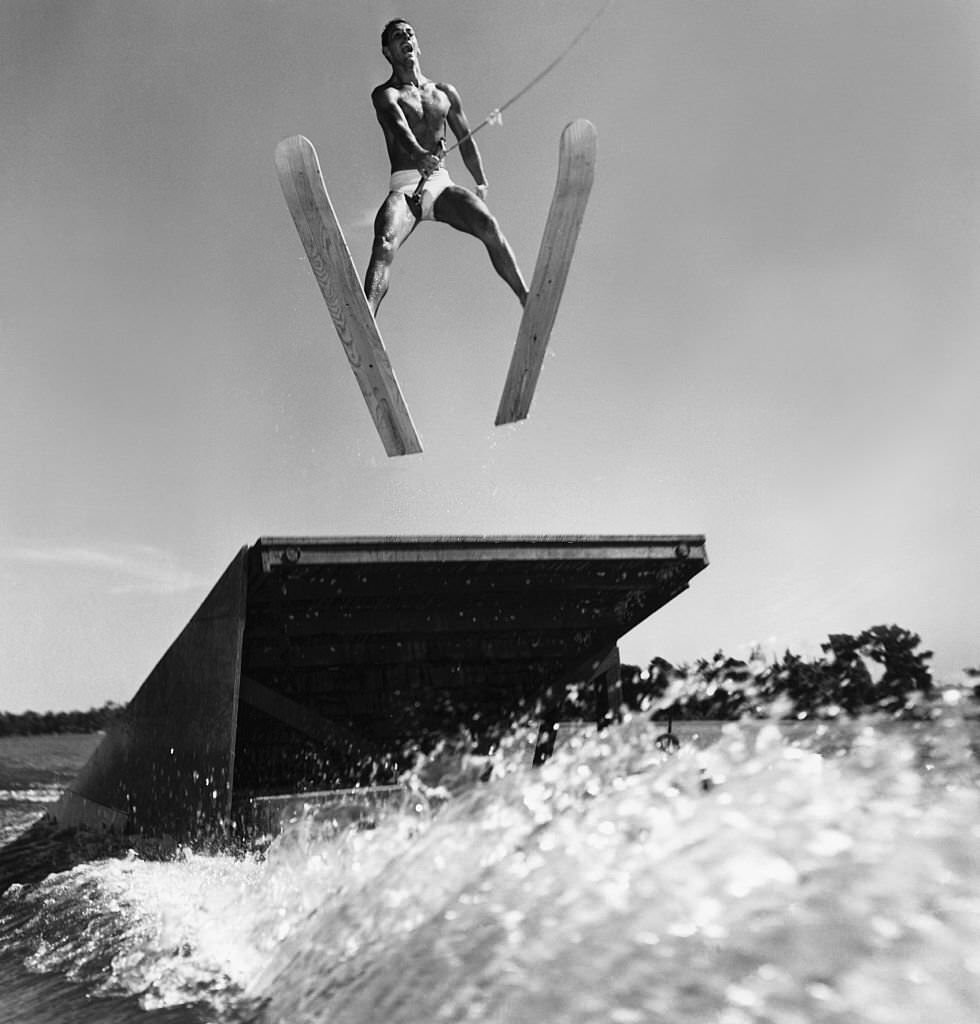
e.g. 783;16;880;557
2;713;978;1023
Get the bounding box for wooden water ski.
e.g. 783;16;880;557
496;119;597;426
275;135;422;456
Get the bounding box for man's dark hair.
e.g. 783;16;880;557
381;19;412;49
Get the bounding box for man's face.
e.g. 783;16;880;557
384;22;419;63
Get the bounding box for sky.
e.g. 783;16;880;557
1;0;977;714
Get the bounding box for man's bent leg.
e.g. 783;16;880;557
433;188;528;307
365;193;417;316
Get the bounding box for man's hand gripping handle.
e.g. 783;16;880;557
408;139;446;219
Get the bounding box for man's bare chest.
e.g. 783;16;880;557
397;83;450;126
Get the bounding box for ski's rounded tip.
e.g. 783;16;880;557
564;118;597;140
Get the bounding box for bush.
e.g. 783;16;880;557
622;624;938;721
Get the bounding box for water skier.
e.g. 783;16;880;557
364;19;529;315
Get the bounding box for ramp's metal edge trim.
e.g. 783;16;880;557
255;534;707;547
224;545;250;823
253;535;708;569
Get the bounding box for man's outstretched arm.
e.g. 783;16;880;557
444;84;488;198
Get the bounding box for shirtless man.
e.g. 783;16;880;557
364;19;528;316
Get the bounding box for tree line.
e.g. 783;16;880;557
0;702;125;738
619;624;974;721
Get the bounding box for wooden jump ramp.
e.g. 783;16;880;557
53;535;708;840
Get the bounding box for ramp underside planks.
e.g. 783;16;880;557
496;119;597;425
275;135;422;456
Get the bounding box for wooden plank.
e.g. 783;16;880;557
496;119;597;425
275;135;423;457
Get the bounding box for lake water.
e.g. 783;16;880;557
1;712;979;1023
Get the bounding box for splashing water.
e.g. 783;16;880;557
2;712;979;1023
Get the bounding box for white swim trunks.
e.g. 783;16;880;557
388;167;454;220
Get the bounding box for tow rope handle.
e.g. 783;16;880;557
408;138;447;217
